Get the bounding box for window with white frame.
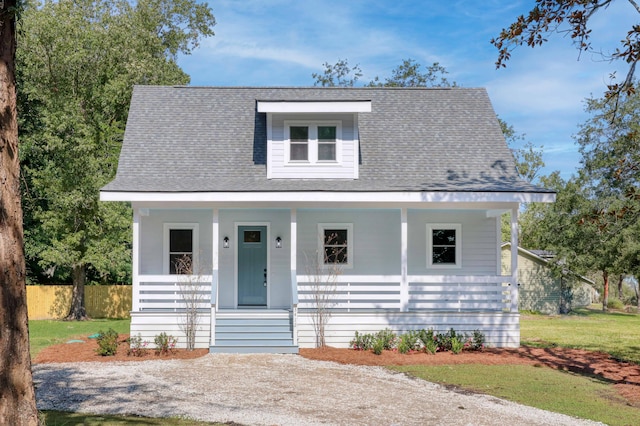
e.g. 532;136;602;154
163;223;199;274
285;121;341;164
427;224;461;268
318;223;353;268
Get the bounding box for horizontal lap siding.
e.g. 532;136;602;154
130;312;211;349
296;209;401;275
296;312;519;348
408;210;497;275
269;113;357;179
139;209;213;275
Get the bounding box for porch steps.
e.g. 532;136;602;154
210;309;298;354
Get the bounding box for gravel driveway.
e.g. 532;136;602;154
34;354;603;426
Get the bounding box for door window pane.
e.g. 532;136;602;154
244;230;261;243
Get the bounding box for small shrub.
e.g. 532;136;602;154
607;298;625;311
154;332;177;355
95;328;119;356
372;339;384;355
375;328;397;350
434;328;458;352
450;336;464;354
127;333;149;357
398;330;421;354
350;331;375;351
469;329;486;351
418;329;437;354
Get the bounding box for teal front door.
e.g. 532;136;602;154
237;226;268;306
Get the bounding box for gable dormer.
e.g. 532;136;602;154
257;100;371;179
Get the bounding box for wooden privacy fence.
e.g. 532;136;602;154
27;285;132;319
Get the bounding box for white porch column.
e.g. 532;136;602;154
290;208;298;345
510;206;519;312
210;208;219;346
400;208;409;312
131;207;141;312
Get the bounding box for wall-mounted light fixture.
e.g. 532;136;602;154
275;236;282;249
223;236;230;248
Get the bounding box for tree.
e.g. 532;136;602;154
368;59;456;88
0;0;39;423
492;0;640;110
312;58;362;87
499;118;545;184
17;0;215;319
312;58;455;88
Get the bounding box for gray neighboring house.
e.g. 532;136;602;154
501;243;597;314
100;86;555;353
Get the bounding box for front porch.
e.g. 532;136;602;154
128;203;524;352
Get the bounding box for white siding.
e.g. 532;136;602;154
268;113;358;179
139;209;213;275
297;312;519;348
130;312;211;349
296;209;401;275
408;210;498;275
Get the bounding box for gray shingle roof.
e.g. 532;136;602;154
101;86;552;194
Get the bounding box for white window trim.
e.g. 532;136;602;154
426;223;462;269
317;223;353;269
163;223;199;274
284;120;342;165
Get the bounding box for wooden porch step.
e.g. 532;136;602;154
211;309;298;354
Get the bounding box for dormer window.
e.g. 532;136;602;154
285;121;341;164
257;99;371;179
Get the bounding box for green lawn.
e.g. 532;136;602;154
392;308;640;426
521;307;640;364
29;319;130;358
392;364;639;426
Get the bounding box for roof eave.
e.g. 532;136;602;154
100;190;556;203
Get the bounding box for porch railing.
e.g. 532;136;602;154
135;274;212;312
297;274;516;313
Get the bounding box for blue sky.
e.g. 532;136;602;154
178;0;635;181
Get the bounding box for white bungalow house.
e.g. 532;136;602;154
100;86;555;353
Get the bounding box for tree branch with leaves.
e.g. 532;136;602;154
492;0;639;113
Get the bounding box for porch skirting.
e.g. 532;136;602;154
130;310;519;350
130;311;212;349
296;311;520;349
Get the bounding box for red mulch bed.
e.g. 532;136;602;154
33;335;208;363
35;336;640;406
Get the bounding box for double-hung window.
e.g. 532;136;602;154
285;121;341;164
426;224;461;268
318;223;353;268
164;223;199;274
289;126;309;161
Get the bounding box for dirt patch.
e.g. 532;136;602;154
35;335;640;407
34;335;208;364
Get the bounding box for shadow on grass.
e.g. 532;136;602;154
516;345;640;387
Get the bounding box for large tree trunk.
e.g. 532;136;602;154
66;264;88;320
0;1;39;423
602;270;609;311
